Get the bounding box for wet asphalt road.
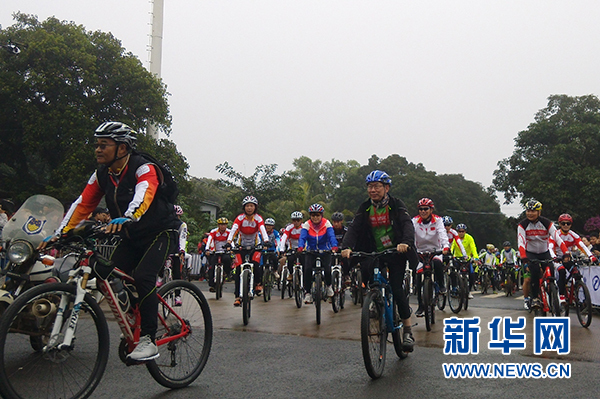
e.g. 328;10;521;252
91;282;600;399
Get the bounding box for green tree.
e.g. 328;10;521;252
0;13;171;203
493;94;600;231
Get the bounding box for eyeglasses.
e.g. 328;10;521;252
418;207;430;211
94;143;117;150
560;222;571;226
367;183;384;189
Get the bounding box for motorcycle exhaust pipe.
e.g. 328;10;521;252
31;298;57;318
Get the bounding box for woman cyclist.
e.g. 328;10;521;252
227;196;269;307
297;204;338;304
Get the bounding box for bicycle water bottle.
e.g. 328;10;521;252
109;278;131;314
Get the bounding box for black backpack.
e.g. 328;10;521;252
133;151;179;204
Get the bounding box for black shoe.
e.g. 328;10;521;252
415;307;424;317
209;287;216;293
402;332;415;352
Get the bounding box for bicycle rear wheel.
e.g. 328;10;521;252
574;281;592;328
314;273;322;325
448;272;463;314
148;280;212;389
332;270;341;313
0;283;109;399
361;290;386;379
242;271;251;325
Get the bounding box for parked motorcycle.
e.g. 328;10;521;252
0;195;64;314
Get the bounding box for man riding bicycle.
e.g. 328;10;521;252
517;199;569;310
341;170;415;351
205;217;233;292
39;121;180;362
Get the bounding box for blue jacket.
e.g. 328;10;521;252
298;218;338;251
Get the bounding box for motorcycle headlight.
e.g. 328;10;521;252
7;240;35;265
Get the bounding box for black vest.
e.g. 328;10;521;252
97;154;179;240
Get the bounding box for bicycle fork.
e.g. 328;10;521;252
46;266;93;351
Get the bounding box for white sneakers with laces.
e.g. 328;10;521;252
127;335;159;361
304;293;313;304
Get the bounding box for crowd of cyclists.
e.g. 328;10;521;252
192;173;599;348
26;121;598;363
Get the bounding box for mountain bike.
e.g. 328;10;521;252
529;259;561;317
305;250;331;325
262;250;278;302
331;253;345;313
0;223;212;399
211;250;229;300
281;250;295;300
351;249;409;379
418;250;443;332
479;265;493;295
455;257;472;310
291;251;304;308
502;262;518;296
350;261;363;306
232;245;262;325
446;256;464;314
563;258;593;327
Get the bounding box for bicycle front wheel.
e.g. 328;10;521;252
0;283;109;399
448;272;463;314
548;282;561;317
332;270;341;313
314;273;322;325
574;281;592;328
148;280;213;389
215;267;223;300
361;290;386;379
293;271;303;308
423;277;433;331
263;269;272;303
437;273;448;311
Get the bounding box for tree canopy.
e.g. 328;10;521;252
493;94;600;231
0;13;172;203
213;154;511;248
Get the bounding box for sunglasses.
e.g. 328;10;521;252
310;213;322;217
560;222;571;226
457;230;466;233
94;143;117;150
292;219;302;222
418;207;430;211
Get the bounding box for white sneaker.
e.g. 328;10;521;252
468;293;474;299
304;293;313;304
127;335;159;361
326;285;334;297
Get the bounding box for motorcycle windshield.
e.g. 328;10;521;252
1;195;64;247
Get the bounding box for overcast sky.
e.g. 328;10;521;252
3;1;600;217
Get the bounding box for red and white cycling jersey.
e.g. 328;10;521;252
412;214;449;252
206;228;231;252
517;216;567;257
549;230;594;258
279;223;302;251
227;214;268;246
